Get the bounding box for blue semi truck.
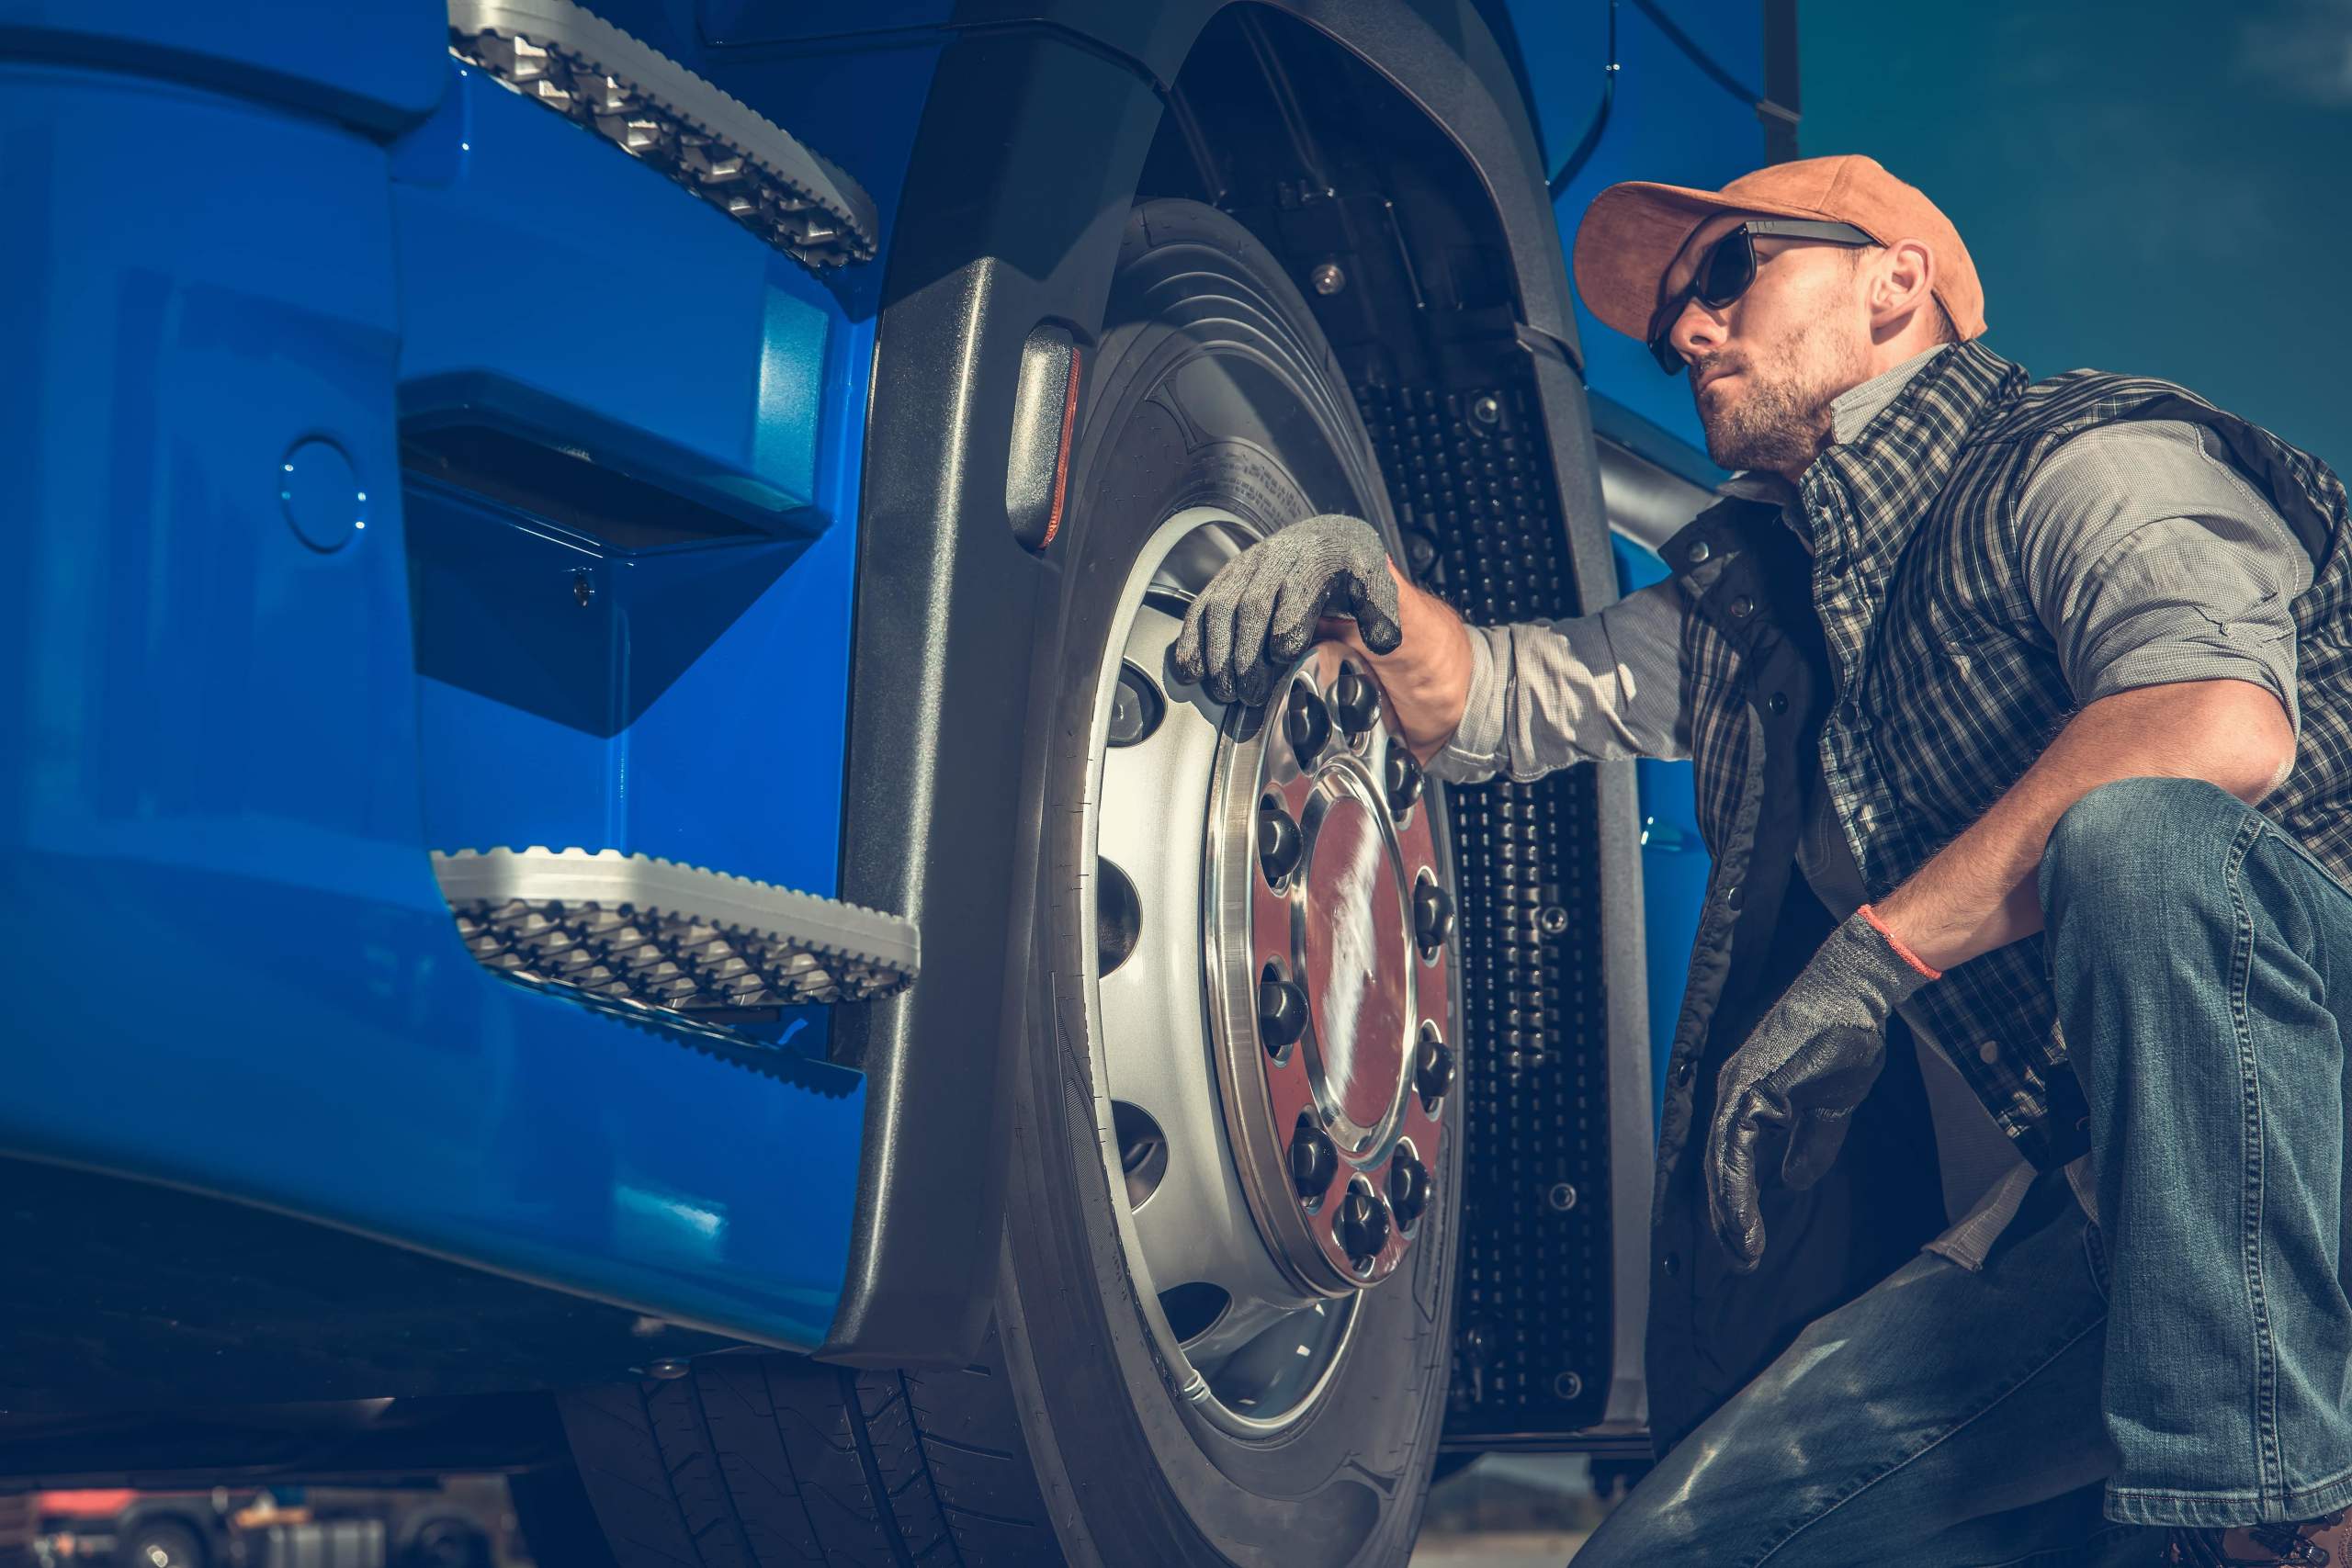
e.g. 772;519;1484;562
0;0;1768;1560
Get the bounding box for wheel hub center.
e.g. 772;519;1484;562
1300;793;1411;1146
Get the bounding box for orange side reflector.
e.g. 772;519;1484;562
1007;325;1081;552
1042;344;1082;549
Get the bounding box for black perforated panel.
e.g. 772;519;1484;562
1355;378;1614;1438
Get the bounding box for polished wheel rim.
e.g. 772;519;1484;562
1085;507;1456;1436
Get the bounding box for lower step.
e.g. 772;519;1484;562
432;845;918;1013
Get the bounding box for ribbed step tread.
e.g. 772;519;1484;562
446;0;876;266
433;845;916;1011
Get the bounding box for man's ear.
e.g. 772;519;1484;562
1868;238;1937;339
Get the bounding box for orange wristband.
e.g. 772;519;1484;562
1859;904;1942;982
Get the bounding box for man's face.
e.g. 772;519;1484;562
1656;212;1874;476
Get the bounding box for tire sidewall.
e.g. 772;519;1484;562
998;200;1463;1567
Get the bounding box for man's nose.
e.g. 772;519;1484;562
1668;297;1724;367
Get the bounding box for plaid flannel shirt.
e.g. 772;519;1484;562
1657;340;2352;1174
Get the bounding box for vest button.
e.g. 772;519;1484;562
1661;1251;1681;1276
1688;539;1712;565
1723;883;1743;909
1769;692;1789;715
1670;1059;1695;1089
1729;595;1754;619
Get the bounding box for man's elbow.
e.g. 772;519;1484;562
2231;744;2297;806
2207;684;2299;804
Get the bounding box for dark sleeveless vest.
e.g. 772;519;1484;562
1655;340;2352;1184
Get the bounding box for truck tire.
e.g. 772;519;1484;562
116;1517;208;1568
534;197;1463;1568
400;1514;492;1568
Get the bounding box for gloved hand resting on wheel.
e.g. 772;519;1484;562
1705;904;1942;1273
1169;513;1403;705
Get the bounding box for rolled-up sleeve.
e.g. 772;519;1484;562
1427;576;1694;785
2019;420;2312;738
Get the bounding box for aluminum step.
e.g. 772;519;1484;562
447;0;877;268
433;846;917;1014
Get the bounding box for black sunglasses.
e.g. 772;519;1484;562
1647;219;1877;375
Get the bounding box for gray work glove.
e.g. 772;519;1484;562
1169;513;1403;705
1705;905;1940;1273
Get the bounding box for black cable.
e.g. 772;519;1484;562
1548;0;1780;201
1624;0;1765;110
1546;0;1619;201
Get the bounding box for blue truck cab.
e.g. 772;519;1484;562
0;1;1770;1560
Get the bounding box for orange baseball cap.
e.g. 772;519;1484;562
1573;153;1986;347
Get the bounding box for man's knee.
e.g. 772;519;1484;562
2040;775;2249;923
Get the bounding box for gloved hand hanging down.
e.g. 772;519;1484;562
1706;904;1942;1272
1169;513;1404;705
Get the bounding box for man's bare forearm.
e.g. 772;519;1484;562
1874;679;2298;972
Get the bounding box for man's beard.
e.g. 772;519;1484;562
1692;321;1861;475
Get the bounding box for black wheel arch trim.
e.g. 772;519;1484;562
821;0;1648;1406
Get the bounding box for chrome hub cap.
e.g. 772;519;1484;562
1216;649;1452;1292
1087;507;1456;1435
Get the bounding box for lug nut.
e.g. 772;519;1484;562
1109;664;1163;748
1259;975;1308;1055
1289;1122;1338;1200
1285;680;1331;768
1336;1186;1392;1266
1413;881;1456;953
1334;665;1379;739
1258;804;1303;885
1415;1033;1455;1104
1385;745;1424;813
1388;1151;1430;1229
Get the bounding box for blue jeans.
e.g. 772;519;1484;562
2053;777;2352;1528
1576;776;2352;1565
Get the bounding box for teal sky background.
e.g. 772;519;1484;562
1797;0;2352;470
